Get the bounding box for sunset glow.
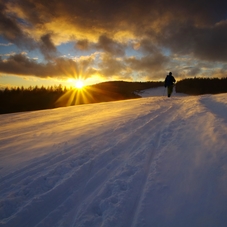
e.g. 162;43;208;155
74;80;84;89
67;78;85;89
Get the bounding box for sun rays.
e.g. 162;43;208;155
67;78;85;89
55;79;95;107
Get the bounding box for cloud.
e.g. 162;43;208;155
193;21;227;62
96;51;170;80
98;54;126;78
76;35;126;56
126;53;169;72
0;54;57;77
0;42;13;46
138;39;161;55
39;33;58;60
76;39;89;51
155;19;227;62
0;53;95;79
0;2;36;49
95;35;125;56
5;0;225;41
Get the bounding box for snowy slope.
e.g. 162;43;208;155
1;88;227;227
136;86;186;97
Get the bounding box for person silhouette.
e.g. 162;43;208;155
164;72;176;97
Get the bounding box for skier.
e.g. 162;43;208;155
164;72;176;97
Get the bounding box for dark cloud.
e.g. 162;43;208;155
96;51;170;80
155;20;227;62
139;39;160;55
0;53;95;79
96;35;125;56
0;2;36;49
126;53;169;72
40;33;58;60
98;54;126;78
0;3;20;40
76;39;89;50
183;67;202;77
40;34;56;52
0;54;51;77
76;35;125;56
193;22;227;62
3;1;227;36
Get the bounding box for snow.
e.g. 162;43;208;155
1;87;227;227
135;86;187;97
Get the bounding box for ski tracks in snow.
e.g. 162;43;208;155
71;100;182;227
129;100;184;227
70;102;175;227
1;94;227;227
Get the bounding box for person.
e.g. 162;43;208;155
164;72;176;97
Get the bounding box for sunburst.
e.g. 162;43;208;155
75;79;84;89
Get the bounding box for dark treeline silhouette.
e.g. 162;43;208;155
0;85;66;114
176;77;227;95
0;81;163;114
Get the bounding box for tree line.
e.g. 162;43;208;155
175;77;227;95
0;81;163;114
0;85;66;114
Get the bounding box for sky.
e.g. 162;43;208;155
0;0;227;88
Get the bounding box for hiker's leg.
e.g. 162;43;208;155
167;86;171;97
169;85;173;96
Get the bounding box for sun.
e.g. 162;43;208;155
74;79;84;89
67;78;86;89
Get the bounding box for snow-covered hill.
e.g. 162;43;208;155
1;88;227;227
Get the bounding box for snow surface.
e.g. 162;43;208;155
1;87;227;227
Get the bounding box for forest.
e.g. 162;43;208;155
175;77;227;95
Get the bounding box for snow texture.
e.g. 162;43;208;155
1;87;227;227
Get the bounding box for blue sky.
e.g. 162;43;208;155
0;0;227;88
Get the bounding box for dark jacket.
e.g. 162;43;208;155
165;74;176;87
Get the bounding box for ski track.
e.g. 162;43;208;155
71;103;175;227
130;104;182;227
1;93;227;227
